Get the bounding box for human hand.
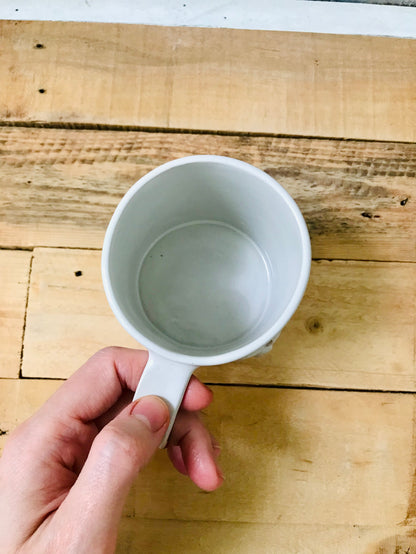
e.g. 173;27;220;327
0;347;223;554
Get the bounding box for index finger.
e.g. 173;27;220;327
40;347;212;424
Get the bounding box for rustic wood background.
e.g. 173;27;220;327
0;20;415;553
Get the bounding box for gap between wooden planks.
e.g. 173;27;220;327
0;126;414;261
1;378;416;553
17;247;415;392
0;250;31;378
1;21;416;142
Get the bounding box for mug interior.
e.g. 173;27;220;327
104;158;309;359
139;220;270;352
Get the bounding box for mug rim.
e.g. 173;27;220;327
102;155;311;366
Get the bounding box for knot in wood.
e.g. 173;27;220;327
305;317;324;334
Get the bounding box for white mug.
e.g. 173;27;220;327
102;156;311;447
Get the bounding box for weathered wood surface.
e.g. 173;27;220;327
1;379;415;552
117;519;416;554
0;378;60;453
126;387;413;527
0;250;31;378
0;126;414;261
21;248;416;391
1;21;416;142
21;248;139;379
1;19;416;552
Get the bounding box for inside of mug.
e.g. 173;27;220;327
107;160;307;357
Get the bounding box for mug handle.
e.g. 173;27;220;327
133;351;196;448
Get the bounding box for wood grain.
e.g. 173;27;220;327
117;519;416;554
21;248;416;392
124;387;414;527
1;379;415;539
1;21;416;142
202;259;416;391
21;248;139;379
0;250;31;378
0;378;60;453
0;126;414;261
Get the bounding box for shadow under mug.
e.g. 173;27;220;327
102;155;311;447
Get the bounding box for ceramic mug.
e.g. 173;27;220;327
102;155;311;447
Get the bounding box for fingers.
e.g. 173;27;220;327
39;347;213;425
54;396;169;553
182;376;213;411
41;347;149;424
94;388;134;430
168;410;224;492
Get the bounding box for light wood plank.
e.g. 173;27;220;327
125;387;415;527
0;378;60;452
22;248;416;392
21;248;139;379
1;22;416;142
0;250;31;377
1;380;415;530
201;259;416;391
117;519;416;554
0;126;414;261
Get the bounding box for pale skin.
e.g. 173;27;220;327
0;347;223;554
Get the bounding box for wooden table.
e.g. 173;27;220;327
1;20;415;553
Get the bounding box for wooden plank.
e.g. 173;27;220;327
1;379;415;531
0;378;60;453
0;126;414;261
22;248;416;392
21;248;139;379
117;387;415;526
0;21;416;142
117;519;416;554
0;250;31;378
202;259;416;391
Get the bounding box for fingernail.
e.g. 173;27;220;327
131;396;169;433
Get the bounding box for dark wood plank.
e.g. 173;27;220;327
0;126;414;261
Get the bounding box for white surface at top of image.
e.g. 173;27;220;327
3;0;416;39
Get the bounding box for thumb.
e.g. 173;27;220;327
56;396;169;552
